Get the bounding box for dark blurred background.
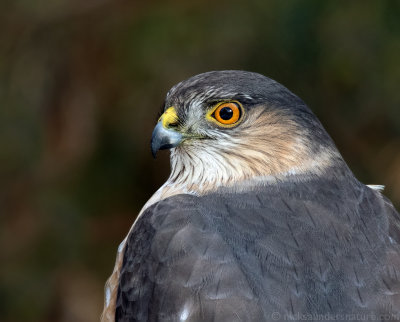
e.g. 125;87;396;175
0;0;399;321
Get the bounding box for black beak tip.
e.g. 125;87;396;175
151;139;159;158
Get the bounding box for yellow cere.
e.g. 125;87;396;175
159;107;179;128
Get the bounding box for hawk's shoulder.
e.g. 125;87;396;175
116;176;400;321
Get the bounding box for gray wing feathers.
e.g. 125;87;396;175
116;178;400;321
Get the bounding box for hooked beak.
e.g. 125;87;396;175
151;107;183;157
151;122;183;157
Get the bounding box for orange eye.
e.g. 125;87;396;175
212;102;242;125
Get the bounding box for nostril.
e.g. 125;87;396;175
167;122;179;129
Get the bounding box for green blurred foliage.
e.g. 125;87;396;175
0;1;399;321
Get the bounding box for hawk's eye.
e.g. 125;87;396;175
212;102;242;125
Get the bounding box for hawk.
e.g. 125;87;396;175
101;71;400;321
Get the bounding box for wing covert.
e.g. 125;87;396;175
116;177;400;321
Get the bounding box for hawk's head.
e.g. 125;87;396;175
151;70;345;193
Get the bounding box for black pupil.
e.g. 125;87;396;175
219;107;233;120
